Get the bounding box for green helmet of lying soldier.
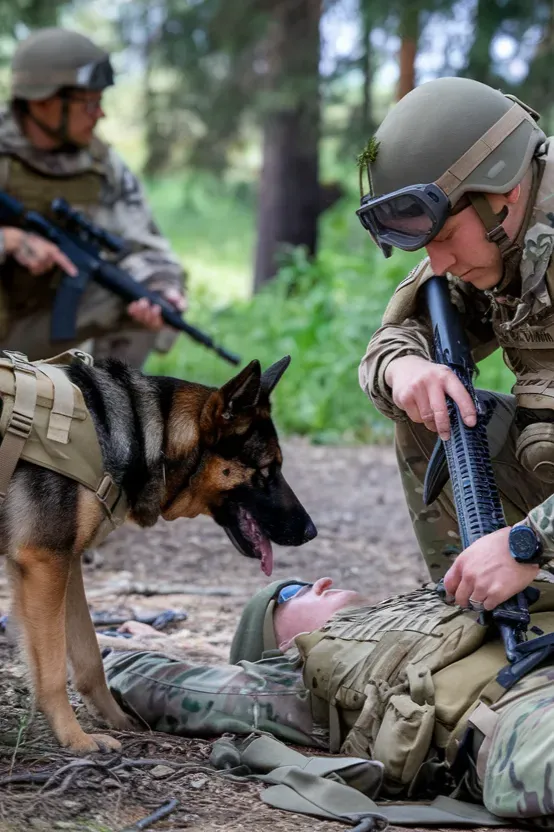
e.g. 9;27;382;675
358;77;554;616
104;575;554;822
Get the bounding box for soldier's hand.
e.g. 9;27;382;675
127;288;188;332
444;527;539;610
385;355;476;440
3;228;77;277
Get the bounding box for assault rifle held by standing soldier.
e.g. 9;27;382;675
0;192;240;366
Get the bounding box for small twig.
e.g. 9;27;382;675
88;581;244;598
119;798;179;831
8;714;29;775
0;771;51;787
37;758;112;795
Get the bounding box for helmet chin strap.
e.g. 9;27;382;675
468;192;522;293
26;95;80;151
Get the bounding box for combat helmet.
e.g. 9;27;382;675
11;27;114;101
357;77;546;260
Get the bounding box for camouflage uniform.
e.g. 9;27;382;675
104;650;326;748
103;584;554;825
0;106;185;366
360;139;554;578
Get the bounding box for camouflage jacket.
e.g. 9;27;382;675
0;107;185;294
359;140;554;557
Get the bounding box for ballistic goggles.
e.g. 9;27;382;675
277;583;312;604
74;58;115;91
356;182;459;259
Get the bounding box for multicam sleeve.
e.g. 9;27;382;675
358;318;434;421
358;269;498;422
100;148;186;296
103;649;327;748
520;499;554;565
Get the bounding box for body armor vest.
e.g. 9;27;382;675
0;349;126;545
0;140;107;319
295;586;554;798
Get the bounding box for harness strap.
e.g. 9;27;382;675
467;703;499;785
0;351;37;503
0;350;123;526
95;472;122;528
36;363;76;444
436;104;533;197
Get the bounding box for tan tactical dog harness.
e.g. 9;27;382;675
0;349;126;542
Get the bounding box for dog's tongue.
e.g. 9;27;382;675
260;537;273;577
238;507;274;576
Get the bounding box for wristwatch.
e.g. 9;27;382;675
508;524;544;565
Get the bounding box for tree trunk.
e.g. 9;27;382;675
253;0;321;292
397;4;419;101
361;9;374;135
463;0;502;85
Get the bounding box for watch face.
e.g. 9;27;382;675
510;526;539;561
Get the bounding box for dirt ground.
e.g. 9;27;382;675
0;439;514;832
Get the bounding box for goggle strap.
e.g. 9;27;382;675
436;104;532;197
469;193;520;259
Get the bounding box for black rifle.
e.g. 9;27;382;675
0;192;240;366
423;275;554;685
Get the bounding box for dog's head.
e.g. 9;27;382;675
161;357;317;574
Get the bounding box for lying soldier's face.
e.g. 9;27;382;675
273;577;367;650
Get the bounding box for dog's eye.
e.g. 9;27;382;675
222;468;231;477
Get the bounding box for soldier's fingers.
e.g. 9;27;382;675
443;560;462;595
443;374;476;427
401;399;426;424
127;300;163;331
51;246;78;277
454;575;474;609
428;383;451;441
163;289;186;311
142;303;163;330
413;389;440;433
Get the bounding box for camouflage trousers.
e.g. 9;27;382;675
396;390;553;582
103;647;554;825
0;281;172;368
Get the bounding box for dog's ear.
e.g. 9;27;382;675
219;360;262;417
260;356;291;397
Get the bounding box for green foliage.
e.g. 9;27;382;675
146;170;515;443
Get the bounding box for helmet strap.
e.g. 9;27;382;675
468;193;521;260
25;94;77;150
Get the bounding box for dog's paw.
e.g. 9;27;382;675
66;732;122;754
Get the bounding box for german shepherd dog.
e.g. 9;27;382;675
2;355;316;753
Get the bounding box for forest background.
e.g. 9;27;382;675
1;0;550;442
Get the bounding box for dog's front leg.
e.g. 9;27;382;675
65;557;137;734
10;547;120;753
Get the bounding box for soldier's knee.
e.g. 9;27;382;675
482;692;554;818
395;420;436;467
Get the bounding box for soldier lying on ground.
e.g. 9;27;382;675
102;575;554;824
0;27;186;367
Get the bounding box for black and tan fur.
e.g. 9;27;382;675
2;355;316;753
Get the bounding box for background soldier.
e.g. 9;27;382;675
0;27;187;366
